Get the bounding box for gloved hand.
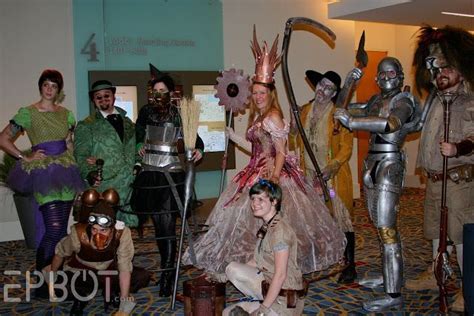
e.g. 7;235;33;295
334;109;352;129
346;68;363;84
321;160;341;180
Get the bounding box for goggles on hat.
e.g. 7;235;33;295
88;213;114;228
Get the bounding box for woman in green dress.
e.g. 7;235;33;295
0;69;84;272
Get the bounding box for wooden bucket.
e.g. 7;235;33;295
183;276;226;316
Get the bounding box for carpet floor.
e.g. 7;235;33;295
0;188;463;315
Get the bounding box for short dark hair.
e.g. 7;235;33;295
38;69;64;92
249;179;283;212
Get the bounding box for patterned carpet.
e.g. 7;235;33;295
0;188;464;315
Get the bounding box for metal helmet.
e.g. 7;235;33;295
376;57;404;95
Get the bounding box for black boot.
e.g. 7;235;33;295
158;239;177;297
338;232;357;284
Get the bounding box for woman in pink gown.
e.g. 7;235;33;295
183;30;345;274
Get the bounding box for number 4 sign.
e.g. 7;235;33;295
81;33;99;62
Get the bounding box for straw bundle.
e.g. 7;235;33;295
179;97;201;151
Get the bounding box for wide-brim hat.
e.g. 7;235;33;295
89;80;116;100
305;70;341;93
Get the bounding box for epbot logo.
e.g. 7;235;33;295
3;270;118;302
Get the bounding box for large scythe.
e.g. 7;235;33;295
281;17;336;204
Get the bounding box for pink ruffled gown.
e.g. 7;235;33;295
183;117;346;274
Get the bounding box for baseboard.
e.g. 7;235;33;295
0;215;76;243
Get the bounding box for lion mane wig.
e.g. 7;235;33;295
413;25;474;95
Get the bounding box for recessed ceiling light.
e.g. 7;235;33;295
441;11;474;18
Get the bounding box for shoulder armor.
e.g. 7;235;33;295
389;92;421;133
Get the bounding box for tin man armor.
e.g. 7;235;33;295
335;57;421;312
143;122;184;172
132;81;204;294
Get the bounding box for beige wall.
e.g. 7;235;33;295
0;0;77;156
0;0;75;241
222;0;359;193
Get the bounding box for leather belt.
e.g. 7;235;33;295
261;280;307;308
427;164;473;183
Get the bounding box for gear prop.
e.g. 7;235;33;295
214;68;251;193
214;68;251;113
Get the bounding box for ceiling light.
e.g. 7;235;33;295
441;11;474;18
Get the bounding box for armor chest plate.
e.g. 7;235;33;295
146;123;181;144
143;123;183;169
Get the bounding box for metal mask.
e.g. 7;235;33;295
151;90;171;109
376;57;404;94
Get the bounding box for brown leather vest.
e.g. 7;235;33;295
75;223;123;263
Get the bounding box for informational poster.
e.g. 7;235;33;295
193;85;226;152
114;86;138;121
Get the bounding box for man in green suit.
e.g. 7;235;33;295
74;80;138;227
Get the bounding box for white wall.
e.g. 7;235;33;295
0;0;75;241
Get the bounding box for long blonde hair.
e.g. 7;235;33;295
247;83;284;131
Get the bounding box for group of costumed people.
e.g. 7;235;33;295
182;27;351;315
185;24;474;314
0;21;472;315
